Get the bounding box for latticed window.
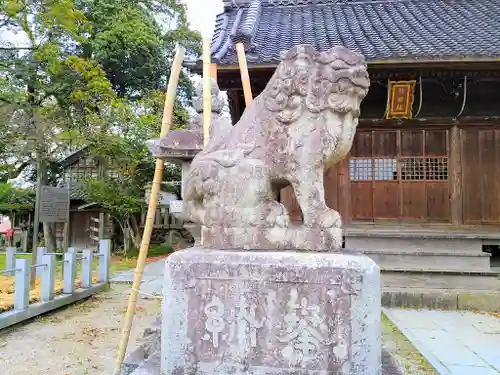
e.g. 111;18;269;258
350;130;449;182
350;158;398;181
350;159;372;181
350;156;448;181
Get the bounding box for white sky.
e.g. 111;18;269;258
2;0;223;46
184;0;223;37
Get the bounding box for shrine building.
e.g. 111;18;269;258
186;0;500;273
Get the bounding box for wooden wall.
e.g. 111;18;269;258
69;210;95;248
461;126;500;224
280;124;500;226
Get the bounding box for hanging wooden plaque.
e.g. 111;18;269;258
386;80;416;119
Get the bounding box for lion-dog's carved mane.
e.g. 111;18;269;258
184;45;370;251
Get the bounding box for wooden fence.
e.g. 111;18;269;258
0;240;111;330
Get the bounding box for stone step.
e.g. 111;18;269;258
381;270;500;290
346;235;484;253
380;271;500;311
362;249;491;272
382;288;500;312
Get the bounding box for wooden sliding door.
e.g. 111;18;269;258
350;129;450;222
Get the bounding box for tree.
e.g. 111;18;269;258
0;0;115;249
74;0;199;251
0;0;200;251
81;98;182;252
0;183;34;215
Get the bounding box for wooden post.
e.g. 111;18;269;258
62;196;71;251
113;46;185;374
228;90;241;125
20;230;28;253
338;156;352;225
450;125;463;225
203;38;212;146
200;38;212;247
211;63;217;81
30;157;44;288
236;43;253;105
98;157;107;240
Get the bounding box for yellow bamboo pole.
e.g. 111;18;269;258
113;45;185;374
203;38;212;146
200;38;212;247
210;63;218;81
236;42;253;105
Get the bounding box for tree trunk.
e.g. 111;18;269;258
119;220;130;256
129;215;142;248
43;223;56;251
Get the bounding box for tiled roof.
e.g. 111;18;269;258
207;0;500;66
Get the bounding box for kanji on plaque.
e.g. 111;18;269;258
386;80;416;119
201;293;267;350
202;296;225;348
278;288;333;367
234;295;264;347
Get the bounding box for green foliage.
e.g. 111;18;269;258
126;244;174;259
76;0;200;100
0;0;200;180
0;183;35;213
0;0;102;177
82;96;181;218
84;178;145;219
0;0;199;249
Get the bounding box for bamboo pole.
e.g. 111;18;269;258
113;45;185;375
210;63;217;81
236;42;253;105
200;38;212;247
203;38;212;146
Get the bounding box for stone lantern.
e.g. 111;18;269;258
146;78;232;246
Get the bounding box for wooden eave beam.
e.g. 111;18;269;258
213;58;500;73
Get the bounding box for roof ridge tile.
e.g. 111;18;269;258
224;0;400;9
231;0;262;47
205;0;500;66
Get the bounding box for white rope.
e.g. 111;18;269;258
414;76;423;118
456;75;468;118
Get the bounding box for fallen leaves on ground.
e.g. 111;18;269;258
145;254;172;264
0;276;98;313
486;311;500;319
0;254;168;313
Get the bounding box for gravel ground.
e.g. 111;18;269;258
0;284;161;375
0;284;435;375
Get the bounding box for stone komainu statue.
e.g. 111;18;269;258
184;45;370;251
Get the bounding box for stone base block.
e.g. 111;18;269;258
201;226;342;251
162;248;381;375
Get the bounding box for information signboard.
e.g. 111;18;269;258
39;186;70;223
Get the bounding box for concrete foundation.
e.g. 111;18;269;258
162;247;382;375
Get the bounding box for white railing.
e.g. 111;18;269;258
0;239;111;330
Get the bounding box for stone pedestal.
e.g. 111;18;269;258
162;248;381;375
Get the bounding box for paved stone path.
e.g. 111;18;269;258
384;308;500;375
111;259;165;296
